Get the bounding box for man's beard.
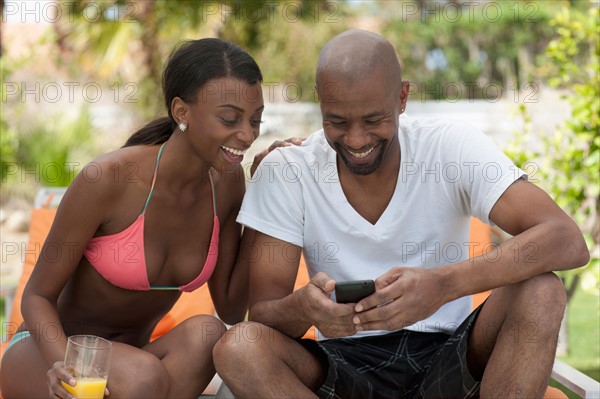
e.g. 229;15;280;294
335;140;387;176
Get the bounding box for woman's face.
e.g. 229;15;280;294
184;77;264;170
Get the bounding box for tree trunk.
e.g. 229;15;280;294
135;0;161;84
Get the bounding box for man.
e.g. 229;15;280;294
213;30;589;398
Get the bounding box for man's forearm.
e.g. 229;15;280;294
440;220;589;302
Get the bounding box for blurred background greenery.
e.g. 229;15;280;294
1;0;598;385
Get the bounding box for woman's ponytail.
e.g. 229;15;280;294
122;117;175;147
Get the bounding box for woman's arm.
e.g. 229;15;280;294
208;165;252;325
21;160;121;367
209;139;305;324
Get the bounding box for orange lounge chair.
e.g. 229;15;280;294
2;189;597;398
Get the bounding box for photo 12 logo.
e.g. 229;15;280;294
2;1;140;23
2;82;139;104
399;1;541;24
198;1;340;24
407;81;540;103
2;1;341;24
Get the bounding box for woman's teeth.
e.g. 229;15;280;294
221;145;246;156
348;146;375;159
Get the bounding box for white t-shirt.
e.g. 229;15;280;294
238;115;526;338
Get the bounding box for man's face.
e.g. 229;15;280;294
318;68;406;176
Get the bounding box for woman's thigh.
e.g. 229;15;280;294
143;315;227;397
1;333;50;398
1;315;225;399
0;334;169;399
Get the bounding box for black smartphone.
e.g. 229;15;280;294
335;280;375;303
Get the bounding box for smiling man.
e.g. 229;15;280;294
213;30;589;399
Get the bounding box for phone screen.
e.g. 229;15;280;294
335;280;375;303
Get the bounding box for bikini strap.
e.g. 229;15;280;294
208;171;218;216
141;142;167;215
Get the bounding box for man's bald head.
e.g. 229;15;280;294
316;30;402;96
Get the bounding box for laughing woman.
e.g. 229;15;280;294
1;38;272;398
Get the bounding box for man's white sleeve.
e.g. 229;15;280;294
237;149;305;247
457;129;527;224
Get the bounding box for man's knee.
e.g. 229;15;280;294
511;272;567;340
213;322;274;374
215;321;274;354
520;272;567;311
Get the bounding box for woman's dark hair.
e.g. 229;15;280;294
124;39;263;147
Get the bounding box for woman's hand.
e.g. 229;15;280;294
47;361;110;398
47;361;76;399
250;137;304;177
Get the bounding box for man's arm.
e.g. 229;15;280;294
353;180;589;331
248;232;358;339
443;179;589;298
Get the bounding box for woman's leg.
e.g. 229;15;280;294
142;314;227;398
1;333;170;399
1;331;50;398
0;315;225;399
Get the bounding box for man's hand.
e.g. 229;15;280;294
352;267;447;332
299;272;358;338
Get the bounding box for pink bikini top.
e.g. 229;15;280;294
84;143;220;292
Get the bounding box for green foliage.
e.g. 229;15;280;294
552;288;600;398
0;114;18;184
218;1;349;102
0;297;5;340
51;0;351;115
1;15;96;198
1;44;21;187
2;107;94;197
562;288;600;370
506;2;599;297
19;107;94;187
52;1;222;116
383;1;566;100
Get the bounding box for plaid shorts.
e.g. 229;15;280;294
298;305;483;399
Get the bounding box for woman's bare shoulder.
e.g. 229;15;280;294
79;145;159;186
65;145;159;210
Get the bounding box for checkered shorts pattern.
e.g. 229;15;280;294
298;306;483;399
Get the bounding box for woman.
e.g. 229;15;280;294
1;38;279;398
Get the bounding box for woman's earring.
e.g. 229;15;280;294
178;122;188;132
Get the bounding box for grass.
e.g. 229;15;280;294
0;296;5;340
551;288;600;398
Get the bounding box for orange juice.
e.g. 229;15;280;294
61;378;107;399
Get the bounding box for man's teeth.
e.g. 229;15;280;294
348;146;375;158
221;146;246;156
